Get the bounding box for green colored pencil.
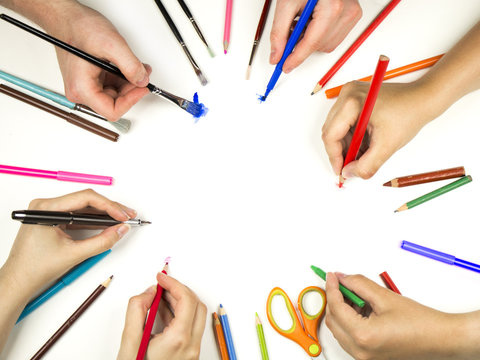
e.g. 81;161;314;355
255;313;269;360
310;265;365;308
395;175;472;212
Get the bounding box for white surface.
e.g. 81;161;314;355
1;0;480;359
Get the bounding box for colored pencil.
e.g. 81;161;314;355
395;175;472;212
153;0;207;86
255;313;269;360
312;0;401;94
246;0;272;79
0;13;206;118
325;54;443;99
176;0;214;57
136;260;169;360
379;271;401;294
384;166;465;188
339;55;389;186
219;304;237;360
223;0;233;54
30;276;112;360
213;312;229;360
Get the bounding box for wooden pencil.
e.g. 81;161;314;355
219;304;237;360
395;175;472;212
30;276;112;360
379;271;401;294
384;166;465;187
339;55;389;187
325;54;443;99
213;312;229;360
255;313;269;360
312;0;401;94
223;0;233;54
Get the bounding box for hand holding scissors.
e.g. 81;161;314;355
266;286;327;359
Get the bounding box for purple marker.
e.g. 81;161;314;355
401;240;480;273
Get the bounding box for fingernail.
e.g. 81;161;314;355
117;224;130;238
269;50;276;63
145;285;156;294
335;272;346;279
157;271;168;279
125;207;137;217
342;166;355;179
284;66;292;74
136;73;149;87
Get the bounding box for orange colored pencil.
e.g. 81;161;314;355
325;54;443;98
213;312;229;360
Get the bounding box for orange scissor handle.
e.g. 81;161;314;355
266;287;321;357
298;286;326;344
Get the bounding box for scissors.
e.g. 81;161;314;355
266;286;327;359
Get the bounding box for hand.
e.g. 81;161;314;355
117;273;207;360
322;81;435;180
270;0;362;73
44;2;151;121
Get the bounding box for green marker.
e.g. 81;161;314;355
310;265;365;308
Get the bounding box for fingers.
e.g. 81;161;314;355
74;223;130;259
191;301;207;345
270;0;303;64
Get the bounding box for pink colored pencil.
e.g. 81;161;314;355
339;55;389;187
223;0;233;54
0;164;112;185
312;0;401;94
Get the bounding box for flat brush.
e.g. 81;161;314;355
153;0;208;86
0;13;207;118
176;0;215;57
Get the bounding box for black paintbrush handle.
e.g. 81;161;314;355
177;0;193;19
153;0;184;44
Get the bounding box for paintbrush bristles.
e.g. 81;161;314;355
196;70;208;86
245;66;252;80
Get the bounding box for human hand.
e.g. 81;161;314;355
270;0;362;73
322;81;437;180
117;273;207;360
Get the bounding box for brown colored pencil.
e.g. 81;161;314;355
213;312;229;360
30;276;113;360
0;84;119;142
384;166;465;187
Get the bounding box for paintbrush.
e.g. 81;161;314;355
0;13;207;118
246;0;272;80
153;0;208;86
176;0;214;57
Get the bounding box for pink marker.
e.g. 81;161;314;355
0;164;113;185
223;0;233;54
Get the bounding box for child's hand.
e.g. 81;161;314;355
117;274;207;360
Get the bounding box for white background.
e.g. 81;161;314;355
1;0;480;359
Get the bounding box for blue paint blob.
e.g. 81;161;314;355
192;92;208;123
257;94;266;103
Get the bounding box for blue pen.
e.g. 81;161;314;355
16;249;111;323
260;0;318;101
401;241;480;273
219;304;237;360
0;69;130;133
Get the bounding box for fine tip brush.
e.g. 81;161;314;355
246;0;272;80
0;13;207;118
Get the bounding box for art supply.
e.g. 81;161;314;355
213;312;229;360
136;258;170;360
384;166;465;188
0;164;113;185
266;286;326;358
176;0;214;57
339;55;389;187
312;0;401;94
223;0;233;54
17;250;111;323
310;265;365;308
0;84;119;142
219;304;237;360
246;0;272;79
153;0;207;86
12;210;151;226
259;0;318;101
0;13;208;118
401;240;480;274
395;175;472;212
325;54;443;99
0;69;131;133
30;276;112;360
255;313;269;360
379;271;401;294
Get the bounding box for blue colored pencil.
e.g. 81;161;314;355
219;304;237;360
17;250;111;323
260;0;318;101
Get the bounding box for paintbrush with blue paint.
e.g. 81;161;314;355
259;0;318;101
0;13;208;118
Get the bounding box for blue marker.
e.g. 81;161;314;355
260;0;319;101
16;249;111;323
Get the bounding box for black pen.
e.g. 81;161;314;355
11;210;151;226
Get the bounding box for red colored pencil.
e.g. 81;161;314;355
312;0;401;94
339;55;389;186
379;271;401;294
136;260;170;360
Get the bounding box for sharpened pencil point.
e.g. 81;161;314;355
383;181;392;187
312;83;323;95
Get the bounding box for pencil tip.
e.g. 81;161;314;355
110;275;113;279
383;181;392;187
224;50;227;55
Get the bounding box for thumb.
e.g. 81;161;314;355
75;223;130;259
337;274;390;313
342;140;391;180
